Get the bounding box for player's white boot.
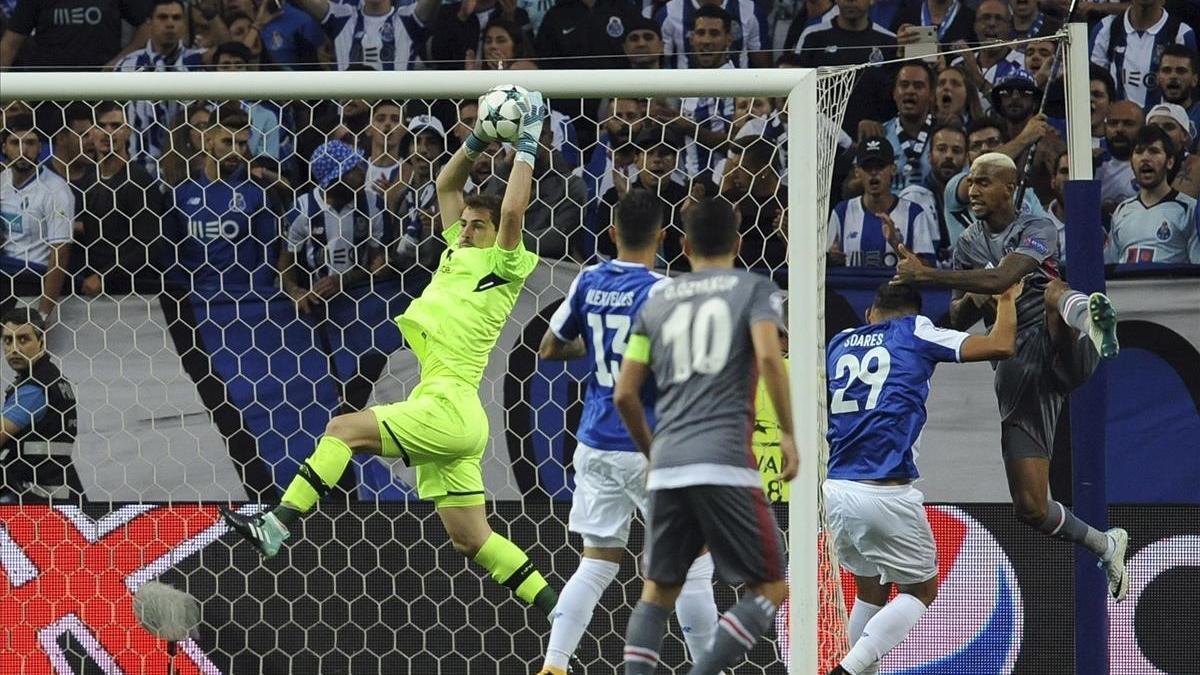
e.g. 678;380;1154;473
1086;293;1120;360
1100;527;1130;602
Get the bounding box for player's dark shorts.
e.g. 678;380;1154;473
994;323;1099;461
643;485;786;586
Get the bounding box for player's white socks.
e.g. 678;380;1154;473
839;593;927;675
676;553;720;663
1058;290;1091;334
544;557;620;670
848;598;883;644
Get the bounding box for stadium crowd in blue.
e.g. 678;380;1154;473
0;0;1197;498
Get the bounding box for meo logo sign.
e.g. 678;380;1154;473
53;7;103;26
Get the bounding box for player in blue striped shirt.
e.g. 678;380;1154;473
536;190;720;675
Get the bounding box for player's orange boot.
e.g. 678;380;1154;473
534;667;566;675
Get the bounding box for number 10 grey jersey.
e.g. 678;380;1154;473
631;268;785;490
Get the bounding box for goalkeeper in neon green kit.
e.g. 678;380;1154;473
221;89;559;617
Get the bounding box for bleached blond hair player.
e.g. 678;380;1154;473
893;151;1131;603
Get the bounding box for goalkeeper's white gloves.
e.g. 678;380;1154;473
514;90;546;169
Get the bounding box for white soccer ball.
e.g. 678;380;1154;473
478;84;528;142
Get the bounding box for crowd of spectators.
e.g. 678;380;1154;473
0;0;1198;329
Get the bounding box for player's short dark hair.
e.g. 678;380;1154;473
463;193;502;228
2;307;47;339
871;282;922;316
966;115;1009;142
1133;124;1176;157
213;41;255;65
614;189;663;249
691;4;733;32
1089;64;1116;101
684;198;738;257
1160;44;1198;72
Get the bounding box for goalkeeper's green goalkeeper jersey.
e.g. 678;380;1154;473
396;220;539;386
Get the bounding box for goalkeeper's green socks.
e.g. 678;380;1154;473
474;532;558;616
275;436;354;526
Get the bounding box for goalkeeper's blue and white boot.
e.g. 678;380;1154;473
219;506;290;559
1100;527;1130;602
1087;292;1120;360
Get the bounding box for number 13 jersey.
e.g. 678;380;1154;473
625;269;785;490
826;315;971;481
549;260;667;453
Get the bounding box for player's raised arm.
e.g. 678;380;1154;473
434;148;476;232
435;94;499;232
496;91;547;251
959;279;1022;362
895;242;1037;295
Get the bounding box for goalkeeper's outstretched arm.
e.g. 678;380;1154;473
435;145;474;232
497;91;546;251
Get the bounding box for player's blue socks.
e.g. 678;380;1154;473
689;593;778;674
1039;500;1112;559
623;600;670;674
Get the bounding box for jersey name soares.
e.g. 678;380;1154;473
843;333;886;348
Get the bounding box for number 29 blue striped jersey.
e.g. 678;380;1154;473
548;260;667;453
826;315;971;481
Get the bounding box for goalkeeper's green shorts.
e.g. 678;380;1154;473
372;378;489;507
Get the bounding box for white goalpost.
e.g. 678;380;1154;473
0;67;854;673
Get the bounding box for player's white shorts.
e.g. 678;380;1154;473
823;479;937;586
569;443;648;548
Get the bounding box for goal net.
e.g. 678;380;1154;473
0;68;857;673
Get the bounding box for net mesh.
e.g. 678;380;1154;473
1;72;857;673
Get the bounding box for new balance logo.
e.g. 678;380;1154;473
473;273;510;292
